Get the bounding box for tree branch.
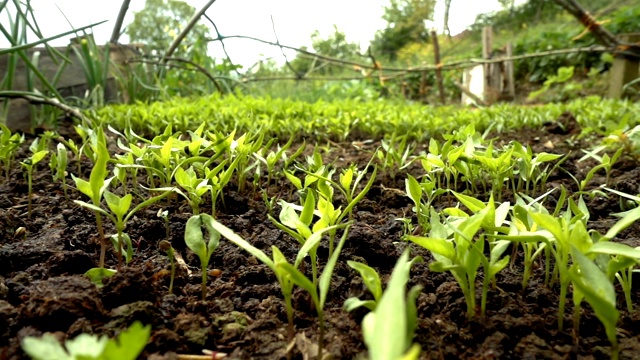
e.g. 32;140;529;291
164;0;217;59
110;0;131;44
0;91;90;125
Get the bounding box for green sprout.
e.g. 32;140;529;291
51;143;69;198
21;148;48;219
174;166;211;215
75;189;173;269
361;249;423;360
22;321;150;360
184;214;221;301
0;124;24;182
159;240;176;295
343;260;382;312
71;128;112;268
407;207;488;318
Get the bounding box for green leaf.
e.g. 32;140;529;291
405;175;422;205
22;333;75;360
72;176;93;198
588;241;640;259
278;262;319;307
452;191;485;213
344;297;377;312
85;267;117;287
208;218;275;271
73;200;110;218
406;236;455;260
199;214;221;257
103;192;132;220
604;206;640;240
31;150;49;165
102;321;151;360
347;260;382;302
319;228;350;308
185;215;207;263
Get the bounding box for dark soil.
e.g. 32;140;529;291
2;112;640;359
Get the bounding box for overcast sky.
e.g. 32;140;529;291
3;0;520;67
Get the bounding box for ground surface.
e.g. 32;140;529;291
1;113;640;360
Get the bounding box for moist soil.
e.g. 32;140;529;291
2;112;640;359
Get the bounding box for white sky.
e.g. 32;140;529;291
2;0;519;68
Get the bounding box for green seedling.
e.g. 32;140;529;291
159;240;176;295
578;146;623;188
71;128;112;268
361;249;423;360
174;166;211;215
344;261;383;312
184;214;221;301
205;156;238;216
21;149;48;219
22;321;150;360
276;226;351;360
253;135;294;191
203;217;345;349
51;143;69;198
569;248;619;360
376;133;415;180
85;267;117;287
405;174;447;235
158;209;170;243
407;207;488;318
0;124;24;182
75;189;174;269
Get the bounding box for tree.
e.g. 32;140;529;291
290;26;361;76
126;0;210;56
371;0;435;61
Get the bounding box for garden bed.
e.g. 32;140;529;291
1;110;640;360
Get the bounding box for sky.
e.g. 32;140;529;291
3;0;519;68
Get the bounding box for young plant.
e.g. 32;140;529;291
71;128;112;268
361;249;423;360
276;226;351;360
344;261;382;312
184;214;221;301
205;217;345;349
22;321;150;360
159;240;176;295
51;142;69;198
405;174;446;235
21;149;48;219
407;207;488;318
0;124;24;182
75;189;174;269
174;165;211;215
569;248;620;360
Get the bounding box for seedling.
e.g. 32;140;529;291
344;261;382;312
22;321;150;360
21;148;48;219
159;240;176;295
184;214;221;301
361;249;423;360
0;124;24;182
407;207;488;318
276;226;351;360
174;166;211;215
71;128;112;268
51;143;69;198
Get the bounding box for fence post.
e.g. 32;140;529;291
482;26;493;98
431;30;446;104
608;33;640;99
505;43;516;99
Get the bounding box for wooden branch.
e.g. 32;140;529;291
164;0;217;59
270;16;303;79
453;82;487;106
552;0;619;49
202;14;242;76
0;91;90;125
110;0;131;44
128;56;225;93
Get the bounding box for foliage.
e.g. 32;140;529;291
290;26;362;76
371;0;435;61
22;321;150;360
126;0;210;56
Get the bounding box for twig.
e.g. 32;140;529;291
164;0;217;59
202;14;242;76
110;0;132;44
270;16;302;79
0;91;90;125
128;56;225;93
